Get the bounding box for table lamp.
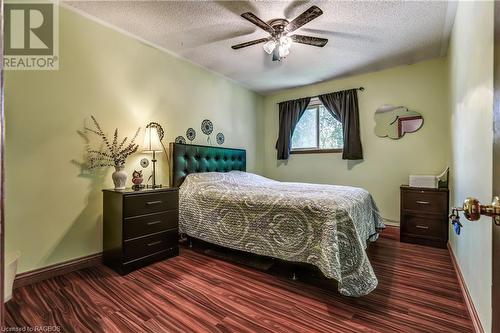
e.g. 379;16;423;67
143;122;164;188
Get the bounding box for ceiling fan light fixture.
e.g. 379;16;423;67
232;6;327;61
278;44;290;58
279;35;292;48
263;40;277;54
277;35;292;59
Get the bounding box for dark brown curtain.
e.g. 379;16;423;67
275;97;311;160
319;89;363;160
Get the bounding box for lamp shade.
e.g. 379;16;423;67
263;40;276;54
142;127;163;152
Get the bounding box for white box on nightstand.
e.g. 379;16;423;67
409;175;438;188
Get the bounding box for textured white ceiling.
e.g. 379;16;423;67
64;1;456;94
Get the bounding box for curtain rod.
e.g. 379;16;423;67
278;87;365;104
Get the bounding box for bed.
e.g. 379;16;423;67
170;143;384;297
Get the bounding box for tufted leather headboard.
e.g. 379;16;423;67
169;142;246;187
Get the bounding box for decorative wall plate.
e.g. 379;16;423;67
140;158;149;168
201;119;213;135
186;128;196;141
175;136;186;144
216;132;225;145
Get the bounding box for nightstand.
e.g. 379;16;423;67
400;185;449;248
102;187;179;274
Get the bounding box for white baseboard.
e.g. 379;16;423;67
448;243;485;333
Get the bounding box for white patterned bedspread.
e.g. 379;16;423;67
179;171;384;297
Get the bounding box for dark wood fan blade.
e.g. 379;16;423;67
231;38;270;50
291;34;328;47
286;6;323;32
241;12;275;34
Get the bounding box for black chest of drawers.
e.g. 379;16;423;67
400;185;449;248
103;187;179;274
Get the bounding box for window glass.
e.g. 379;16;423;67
291;103;344;151
319;106;343;149
291;107;317;149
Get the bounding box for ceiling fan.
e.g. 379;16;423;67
231;5;328;61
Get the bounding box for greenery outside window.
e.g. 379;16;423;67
291;100;343;154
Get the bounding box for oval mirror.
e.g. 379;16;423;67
374;105;423;139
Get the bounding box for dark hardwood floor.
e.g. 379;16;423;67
5;227;473;332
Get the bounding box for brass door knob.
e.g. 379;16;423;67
460;196;500;225
462;197;481;221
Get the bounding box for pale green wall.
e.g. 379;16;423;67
262;58;450;223
4;6;264;273
448;1;494;331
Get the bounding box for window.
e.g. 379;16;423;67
291;101;343;153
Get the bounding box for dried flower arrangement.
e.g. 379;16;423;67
86;116;141;169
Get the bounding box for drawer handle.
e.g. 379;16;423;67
147;220;162;226
147;240;162;247
146;200;163;206
416;200;430;205
416;225;429;230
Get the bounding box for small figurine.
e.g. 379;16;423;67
132;170;144;190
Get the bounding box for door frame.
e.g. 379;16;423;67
0;0;5;326
492;2;500;332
